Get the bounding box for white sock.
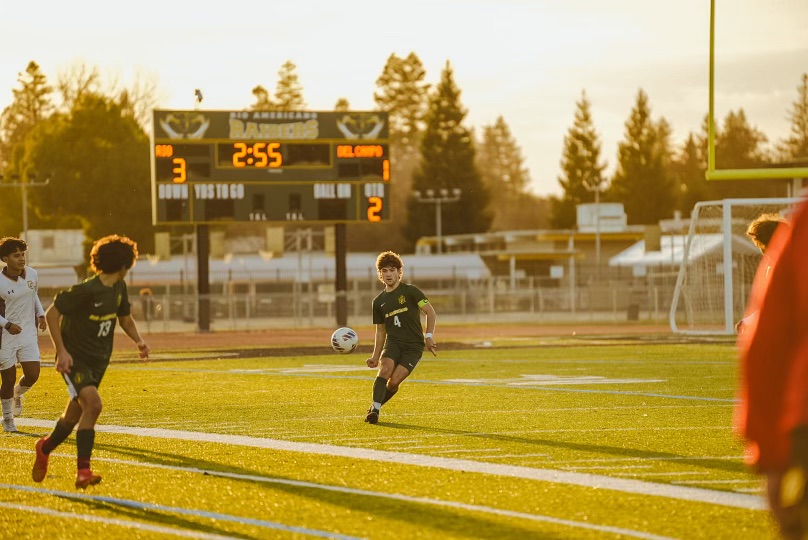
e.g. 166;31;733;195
13;384;30;397
372;402;381;411
1;398;12;419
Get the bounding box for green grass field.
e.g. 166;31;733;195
0;334;778;539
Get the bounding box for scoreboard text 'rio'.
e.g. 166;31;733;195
150;110;390;224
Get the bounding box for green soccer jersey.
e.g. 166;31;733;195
53;275;131;364
372;282;429;346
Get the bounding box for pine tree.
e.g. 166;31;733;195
1;61;54;172
478;116;538;230
608;89;675;225
250;85;274;111
551;90;606;229
671;133;707;215
374;52;429;160
274;60;306;111
334;98;350;112
779;73;808;161
405;62;491;248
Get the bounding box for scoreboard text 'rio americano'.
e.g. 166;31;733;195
150;110;390;224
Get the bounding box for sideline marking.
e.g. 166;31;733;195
0;484;361;540
12;418;765;510
0;452;675;540
0;501;238;539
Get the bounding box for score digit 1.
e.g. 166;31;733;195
367;196;382;222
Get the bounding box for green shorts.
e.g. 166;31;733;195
381;340;424;373
62;357;109;399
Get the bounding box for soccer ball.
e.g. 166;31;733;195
331;327;358;354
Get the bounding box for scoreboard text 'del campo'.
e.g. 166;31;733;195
150;110;390;224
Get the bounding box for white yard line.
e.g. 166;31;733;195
0;501;239;539
12;418;766;510
0;484;362;540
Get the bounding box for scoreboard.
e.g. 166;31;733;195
150;110;390;224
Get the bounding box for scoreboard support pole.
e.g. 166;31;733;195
196;224;211;332
335;223;348;327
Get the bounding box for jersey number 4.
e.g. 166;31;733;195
393;315;402;327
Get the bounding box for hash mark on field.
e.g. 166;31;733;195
562;465;655;471
617;472;708;477
674;479;760;485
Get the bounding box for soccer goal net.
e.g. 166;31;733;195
669;197;804;335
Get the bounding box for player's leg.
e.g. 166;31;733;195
366;357;394;424
382;347;422;406
382;364;412;405
74;385;103;488
0;356;17;432
13;346;41;416
33;396;82;482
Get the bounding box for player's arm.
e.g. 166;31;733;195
118;315;150;359
0;310;21;335
45;302;72;373
366;323;386;368
35;292;47;330
420;301;438;356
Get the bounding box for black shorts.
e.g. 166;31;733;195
381;341;424;373
63;357;109;398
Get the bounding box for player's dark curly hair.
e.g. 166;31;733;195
375;250;403;272
0;237;27;260
747;213;788;252
90;235;138;274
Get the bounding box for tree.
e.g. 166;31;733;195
670;133;707;215
709;109;785;199
250;85;274;111
477;116;539;230
608;89;676;225
0;61;54;172
345;53;432;253
334;98;350;112
374;52;430;160
26;92;154;252
405;61;491;248
551;90;606;229
56;61;101;111
779;73;808;161
274;60;306;111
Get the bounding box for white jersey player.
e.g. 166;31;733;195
0;237;47;432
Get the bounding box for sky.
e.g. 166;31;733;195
2;0;806;196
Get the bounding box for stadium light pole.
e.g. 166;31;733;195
413;188;462;254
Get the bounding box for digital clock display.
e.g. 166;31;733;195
150;110;390;224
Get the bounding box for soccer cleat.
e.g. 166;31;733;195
2;417;17;433
12;393;24;417
32;437;49;482
365;407;379;424
75;468;102;489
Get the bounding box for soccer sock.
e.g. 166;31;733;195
381;387;398;405
76;429;95;470
372;377;387;409
1;398;11;420
42;419;76;455
13;384;31;397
